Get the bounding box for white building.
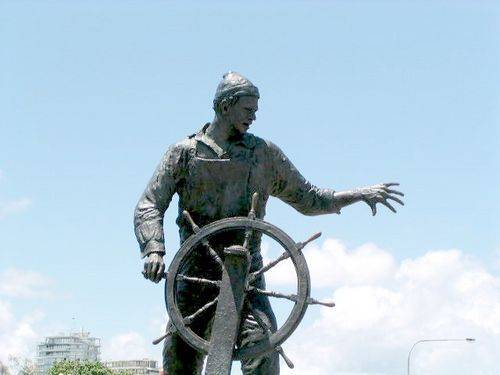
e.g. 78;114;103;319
36;331;100;374
104;359;159;375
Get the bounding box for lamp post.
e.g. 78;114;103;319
407;337;475;375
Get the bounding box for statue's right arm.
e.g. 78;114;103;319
266;141;403;217
133;143;185;259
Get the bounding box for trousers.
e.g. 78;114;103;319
162;299;279;374
162;243;279;374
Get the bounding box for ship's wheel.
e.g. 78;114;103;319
155;193;334;372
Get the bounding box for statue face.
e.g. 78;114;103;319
223;96;259;135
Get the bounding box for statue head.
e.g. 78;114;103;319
213;72;260;134
213;72;259;115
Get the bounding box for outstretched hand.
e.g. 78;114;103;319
357;182;404;216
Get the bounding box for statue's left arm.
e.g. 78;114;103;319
268;142;404;216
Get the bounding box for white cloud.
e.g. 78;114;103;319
0;299;43;362
0;169;31;220
0;198;31;219
0;268;55;299
493;248;500;273
0;171;31;219
263;238;397;288
0;269;55;365
258;239;500;374
102;331;155;361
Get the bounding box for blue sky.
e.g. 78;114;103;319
1;1;499;374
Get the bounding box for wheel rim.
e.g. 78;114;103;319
165;217;311;360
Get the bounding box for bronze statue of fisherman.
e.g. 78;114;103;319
134;72;404;374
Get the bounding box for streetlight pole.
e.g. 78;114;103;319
407;338;475;375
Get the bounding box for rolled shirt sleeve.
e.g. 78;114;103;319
268;142;340;216
134;143;185;258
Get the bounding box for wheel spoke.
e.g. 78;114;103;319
250;252;289;282
183;210;224;269
183;297;218;326
152;325;176;345
249;232;321;283
242;193;259;249
183;210;201;233
176;274;220;287
201;239;224;269
245;301;271;333
249;286;300;303
246;302;295;369
306;297;335;307
247;192;259;220
296;232;322;251
242;228;254;250
249;286;335;307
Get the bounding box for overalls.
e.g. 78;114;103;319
163;134;279;374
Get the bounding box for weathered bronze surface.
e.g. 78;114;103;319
165;213;311;368
205;245;249;375
134;72;404;374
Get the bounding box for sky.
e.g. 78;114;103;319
0;1;499;374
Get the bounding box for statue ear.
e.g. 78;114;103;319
221;100;229;114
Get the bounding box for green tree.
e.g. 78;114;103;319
48;361;131;375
